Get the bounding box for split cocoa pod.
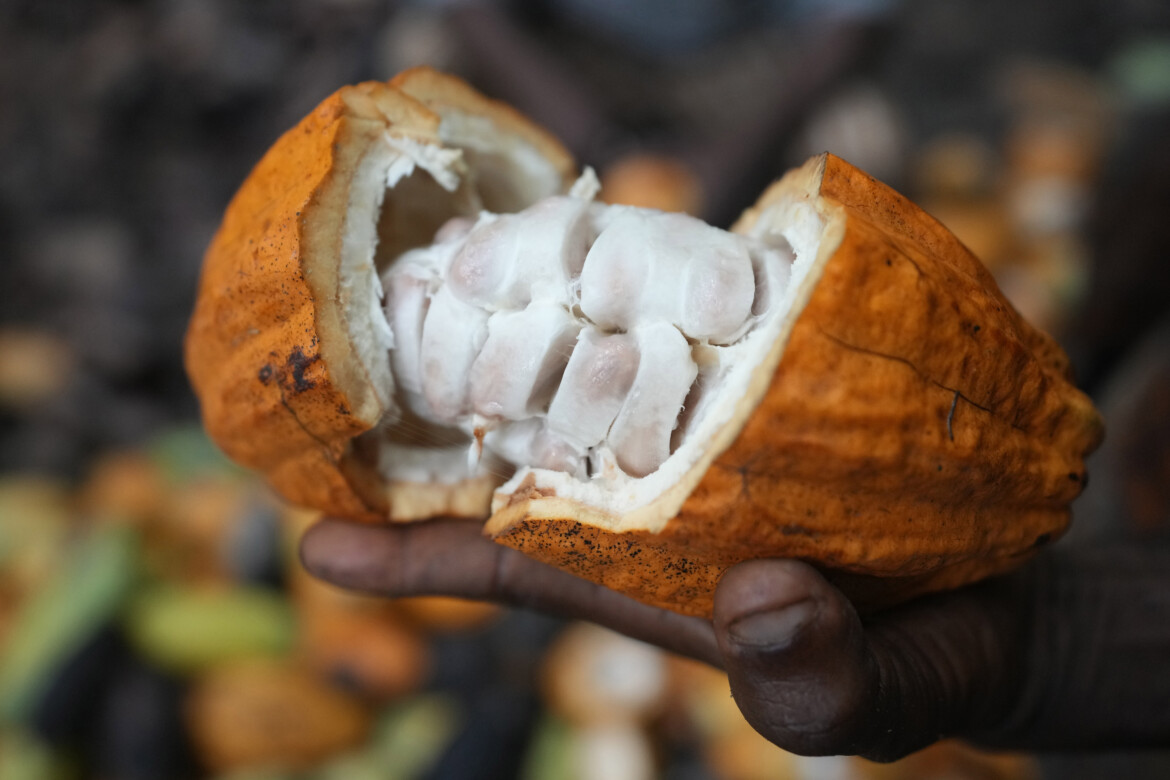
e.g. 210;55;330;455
185;68;1103;617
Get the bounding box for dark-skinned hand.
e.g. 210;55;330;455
300;517;1170;760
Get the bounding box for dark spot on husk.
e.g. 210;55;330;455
258;364;273;384
781;524;816;536
286;347;319;393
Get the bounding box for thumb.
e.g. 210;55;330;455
714;559;1021;761
713;559;879;757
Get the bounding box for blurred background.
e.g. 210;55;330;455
2;0;1169;778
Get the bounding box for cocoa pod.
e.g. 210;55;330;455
185;68;1103;616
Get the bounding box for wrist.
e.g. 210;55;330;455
968;542;1170;750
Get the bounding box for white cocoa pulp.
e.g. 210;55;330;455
376;178;798;510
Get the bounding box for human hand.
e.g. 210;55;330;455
300;516;1037;761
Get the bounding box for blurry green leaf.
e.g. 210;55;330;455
0;526;138;723
311;695;461;780
373;695;461;779
124;585;294;673
148;426;242;485
1110;38;1170;104
0;730;77;780
520;715;577;780
211;769;302;780
310;751;387;780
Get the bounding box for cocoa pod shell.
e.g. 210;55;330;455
186;71;1102;616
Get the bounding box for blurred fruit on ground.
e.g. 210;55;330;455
0;330;74;411
600;154;705;214
144;478;253;584
0;423;1082;779
902;64;1113;339
542;622;667;727
79;451;167;525
792;82;907;184
573;723;658;780
392;596;500;633
997;64;1111;336
299;606;429;702
912;134;1016;273
285;536;434;701
185;659;371;773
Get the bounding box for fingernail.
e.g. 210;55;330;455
726;598;817;649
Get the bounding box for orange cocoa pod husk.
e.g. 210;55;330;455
186;70;1102;617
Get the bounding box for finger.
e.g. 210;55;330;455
300;516;503;597
714;559;1022;761
714;559;877;757
300;517;720;666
